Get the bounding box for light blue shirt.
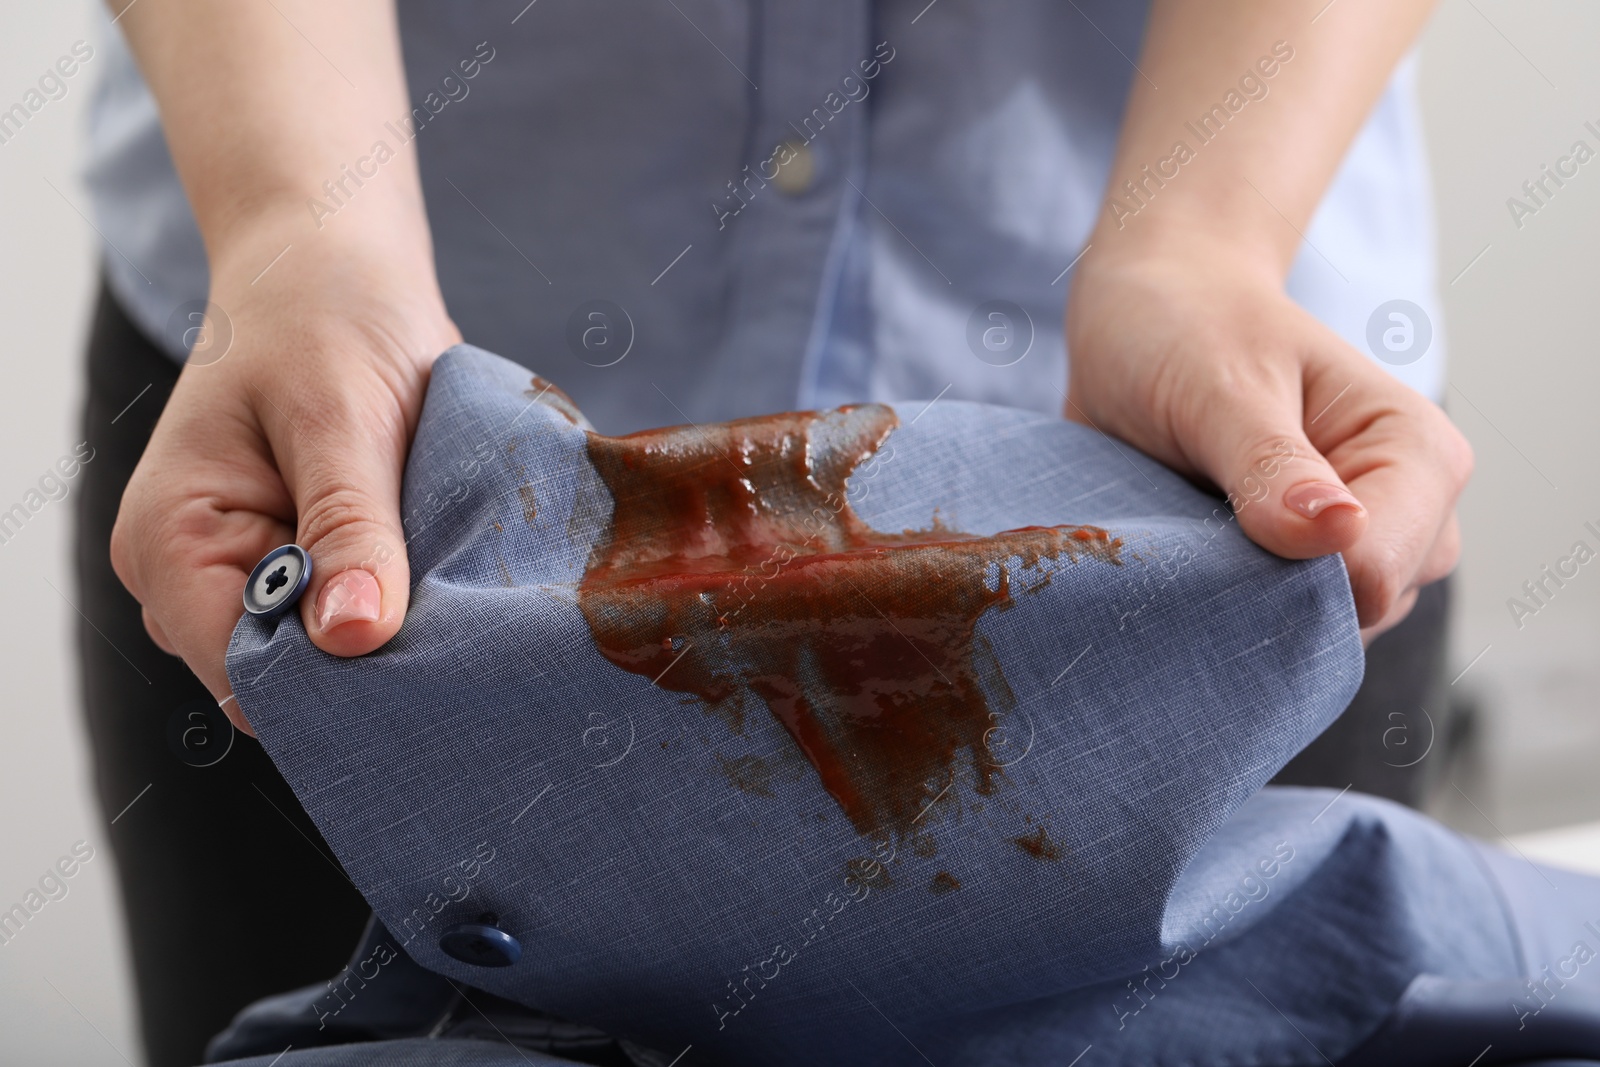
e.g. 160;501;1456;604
85;0;1445;436
215;344;1573;1067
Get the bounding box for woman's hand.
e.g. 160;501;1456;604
111;213;460;733
1063;0;1451;638
106;0;454;732
1066;236;1471;639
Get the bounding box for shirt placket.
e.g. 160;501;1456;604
698;0;872;420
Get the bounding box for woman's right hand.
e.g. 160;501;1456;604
105;0;457;732
111;211;460;733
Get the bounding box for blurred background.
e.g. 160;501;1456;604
3;0;1599;1062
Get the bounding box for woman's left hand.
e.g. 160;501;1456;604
1065;234;1472;641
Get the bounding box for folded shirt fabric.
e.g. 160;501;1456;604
226;346;1600;1066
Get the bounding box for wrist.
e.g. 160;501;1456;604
198;197;457;375
1078;215;1288;293
203;176;435;281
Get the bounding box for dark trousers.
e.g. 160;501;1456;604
74;284;370;1067
1272;577;1455;806
72;281;1451;1065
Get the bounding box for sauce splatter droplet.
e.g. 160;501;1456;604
1013;826;1062;861
717;754;776;798
526;374;588;427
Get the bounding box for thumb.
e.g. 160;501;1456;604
1191;399;1368;562
265;392;414;658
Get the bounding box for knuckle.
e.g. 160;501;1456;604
1414;402;1474;487
1440;424;1475;487
1353;550;1408;621
1230;433;1304;499
108;480;164;597
296;487;395;560
1419;523;1463;586
108;515;138;594
1418;545;1460;587
111;495;219;602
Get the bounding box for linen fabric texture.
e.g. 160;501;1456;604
227;346;1530;1065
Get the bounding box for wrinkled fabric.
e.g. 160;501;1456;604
212;1038;592;1067
223;344;1489;1065
219;347;1600;1064
87;1;1445;428
205;915;642;1067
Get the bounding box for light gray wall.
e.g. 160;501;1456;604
1;0;1598;1063
0;1;141;1064
1420;0;1600;835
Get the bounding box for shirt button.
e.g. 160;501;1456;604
772;140;816;196
242;545;312;618
439;920;522;968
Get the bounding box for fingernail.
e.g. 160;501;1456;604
1284;481;1366;521
317;570;381;631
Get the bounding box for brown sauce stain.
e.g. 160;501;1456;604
717;754;776;798
1014;826;1062;861
911;834;938;859
576;404;1120;838
846;856;891;889
527;374;587;427
518;484;538;526
930;871;961;894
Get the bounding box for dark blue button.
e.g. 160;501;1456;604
439;921;521;968
243;544;312;618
